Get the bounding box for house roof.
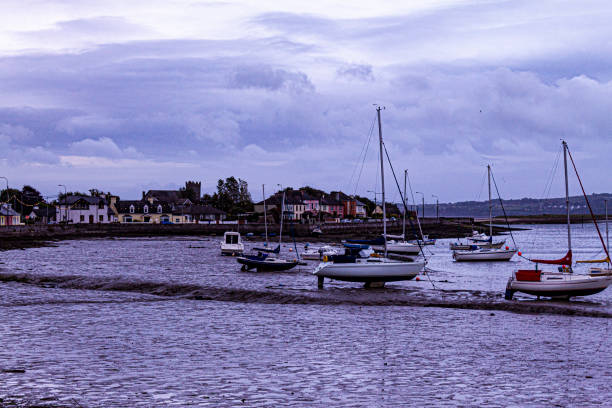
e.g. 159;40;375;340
116;200;173;214
0;204;20;216
59;195;107;206
30;206;56;217
145;190;182;203
179;204;225;215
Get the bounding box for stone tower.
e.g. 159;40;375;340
185;181;201;200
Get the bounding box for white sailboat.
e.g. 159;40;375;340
314;106;425;287
453;165;517;262
505;141;612;299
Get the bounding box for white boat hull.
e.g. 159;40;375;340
372;242;421;255
453;249;516;262
313;259;424;282
221;244;244;256
507;272;612;298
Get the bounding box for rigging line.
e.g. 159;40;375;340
381;141;427;263
490;168;518;249
348;114;377;194
353;118;375;196
404;168;425;243
566;146;611;265
476;168;487;202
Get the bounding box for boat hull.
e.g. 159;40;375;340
453;249;516;262
221;244;244;256
372;243;421;255
507;273;612;298
237;257;298;272
313;261;423;282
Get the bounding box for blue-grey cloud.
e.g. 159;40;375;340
337;64;373;81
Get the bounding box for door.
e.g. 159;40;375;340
89;215;94;224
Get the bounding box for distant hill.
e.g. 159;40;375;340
403;193;612;217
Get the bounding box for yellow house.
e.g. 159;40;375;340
0;204;23;226
116;200;175;223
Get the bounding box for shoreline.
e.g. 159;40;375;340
0;220;521;250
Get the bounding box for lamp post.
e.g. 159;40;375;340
58;184;67;223
416;191;424;223
0;176;8;226
432;194;439;223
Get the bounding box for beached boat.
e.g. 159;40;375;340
237;187;298;272
302;245;339;261
314;107;425;287
453;247;516;261
505;141;612;299
237;252;298;272
220;231;244;256
314;244;421;286
452;165;517;262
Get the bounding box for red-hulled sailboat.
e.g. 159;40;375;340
505;141;612;300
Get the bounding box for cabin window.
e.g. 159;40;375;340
143;205;149;214
129;205;135;214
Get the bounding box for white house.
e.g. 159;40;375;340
56;195;110;224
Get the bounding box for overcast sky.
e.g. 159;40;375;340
1;0;611;203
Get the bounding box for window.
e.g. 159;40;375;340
175;218;180;223
80;215;84;222
99;215;104;222
143;205;149;214
129;205;135;214
157;205;162;213
123;215;132;223
98;201;104;209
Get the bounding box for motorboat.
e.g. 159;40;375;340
505;141;612;300
220;231;244;256
302;245;339;261
453;247;516;262
313;244;423;287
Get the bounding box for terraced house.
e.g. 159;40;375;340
56;195;110;224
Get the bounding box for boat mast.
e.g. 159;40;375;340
403;169;407;240
376;106;387;257
262;184;268;244
279;190;286;246
563;140;572;253
488;164;492;240
606;199;609;262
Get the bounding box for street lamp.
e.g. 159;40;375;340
0;176;8;226
58;184;67;223
416;191;425;222
432;194;439;223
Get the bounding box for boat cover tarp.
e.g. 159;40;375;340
253;244;281;254
576;256;610;264
531;250;572;265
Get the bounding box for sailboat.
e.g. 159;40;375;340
237;187;298;272
505;141;612;299
314;106;425;287
453;165;517;262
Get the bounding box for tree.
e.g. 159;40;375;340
210;177;253;216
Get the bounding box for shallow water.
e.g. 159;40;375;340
1;224;612;406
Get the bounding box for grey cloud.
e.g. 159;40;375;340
337;64;374;81
228;65;314;92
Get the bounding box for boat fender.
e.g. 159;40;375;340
505;246;509;250
415;276;420;281
322;256;328;262
518;251;522;256
289;248;293;252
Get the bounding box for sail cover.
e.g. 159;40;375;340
531;250;572;265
